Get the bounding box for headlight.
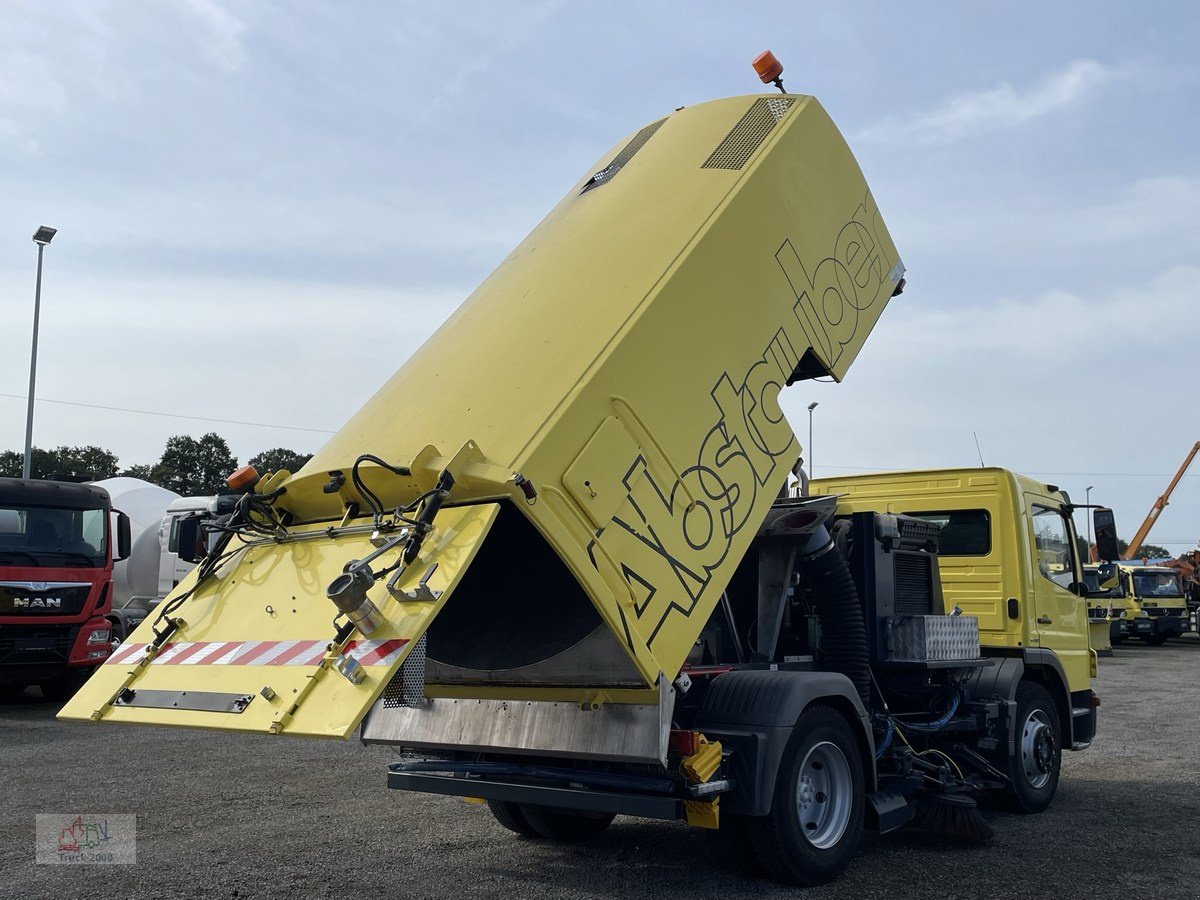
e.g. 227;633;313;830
1136;611;1149;619
86;628;111;645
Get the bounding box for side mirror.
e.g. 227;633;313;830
1093;507;1120;563
115;512;132;562
175;514;206;565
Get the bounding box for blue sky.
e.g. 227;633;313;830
0;1;1197;551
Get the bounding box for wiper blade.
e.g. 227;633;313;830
0;550;39;565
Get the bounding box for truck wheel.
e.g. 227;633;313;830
0;684;27;701
1000;682;1061;813
518;805;615;842
1143;633;1169;646
742;705;864;886
39;674;85;702
486;800;539;838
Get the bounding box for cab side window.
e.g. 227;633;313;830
1031;505;1076;589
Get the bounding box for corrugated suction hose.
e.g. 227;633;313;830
797;528;871;706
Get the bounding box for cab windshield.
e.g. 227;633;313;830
1131;571;1183;599
0;504;107;567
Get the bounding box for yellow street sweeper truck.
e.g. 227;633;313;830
62;62;1106;886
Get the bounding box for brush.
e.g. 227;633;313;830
912;792;993;844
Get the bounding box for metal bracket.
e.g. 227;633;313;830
393;563;442;603
113;688;255;714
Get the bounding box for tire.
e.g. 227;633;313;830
1143;633;1168;646
39;667;94;703
486;800;539;838
518;805;614;843
999;681;1061;813
1110;634;1127;645
740;705;865;886
0;684;27;701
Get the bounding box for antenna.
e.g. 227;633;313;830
973;432;986;468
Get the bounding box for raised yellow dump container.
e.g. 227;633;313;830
63;93;904;737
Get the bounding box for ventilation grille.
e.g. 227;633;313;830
382;633;428;708
701;97;794;170
580;118;667;193
893;554;934;617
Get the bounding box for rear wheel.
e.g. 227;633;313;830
0;683;27;701
518;805;614;842
1000;682;1061;813
486;800;539;837
740;706;864;886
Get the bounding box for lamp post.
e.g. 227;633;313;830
1085;485;1094;563
807;402;818;478
23;226;57;480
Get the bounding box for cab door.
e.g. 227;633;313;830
1024;497;1091;690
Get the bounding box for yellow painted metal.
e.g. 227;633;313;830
60;505;499;736
681;738;724;784
62;93;903;735
811;467;1093;691
684;797;720;830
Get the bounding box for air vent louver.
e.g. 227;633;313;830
701;97;794;170
580;118;667;193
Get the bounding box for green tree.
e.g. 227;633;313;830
0;445;120;481
1116;538;1171;560
151;433;238;496
118;463;155;481
249;447;313;477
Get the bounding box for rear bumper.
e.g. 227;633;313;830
387;766;686;821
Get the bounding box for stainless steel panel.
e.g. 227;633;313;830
361;677;674;765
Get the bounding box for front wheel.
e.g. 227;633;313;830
1142;633;1169;646
999;681;1061;813
740;705;865;886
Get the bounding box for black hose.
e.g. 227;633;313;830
798;540;871;706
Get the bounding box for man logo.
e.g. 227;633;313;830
13;596;63;609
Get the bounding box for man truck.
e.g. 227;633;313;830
0;478;130;699
62;71;1112;885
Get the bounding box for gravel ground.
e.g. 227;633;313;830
2;637;1199;899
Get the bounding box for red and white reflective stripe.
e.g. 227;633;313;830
342;638;409;666
103;638;407;667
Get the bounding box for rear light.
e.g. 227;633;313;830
87;628;111;645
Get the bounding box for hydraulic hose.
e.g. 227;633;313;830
797;525;871;706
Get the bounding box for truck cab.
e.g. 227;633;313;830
1119;564;1188;645
0;479;130;699
1082;563;1127;651
811;467;1105;747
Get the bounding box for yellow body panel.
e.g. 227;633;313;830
61;505;499;736
811;467;1092;691
63;94;903;735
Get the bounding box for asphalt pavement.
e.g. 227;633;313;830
2;637;1198;899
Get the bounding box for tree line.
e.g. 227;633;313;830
0;434;312;497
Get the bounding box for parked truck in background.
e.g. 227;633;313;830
61;75;1119;885
1082;563;1126;652
94;477;219;646
0;479;130;699
1119;563;1188;645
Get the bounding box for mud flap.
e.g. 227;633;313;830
58;504;499;737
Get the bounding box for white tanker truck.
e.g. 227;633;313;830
92;478;218;645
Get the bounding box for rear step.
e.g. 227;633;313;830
387;762;684;821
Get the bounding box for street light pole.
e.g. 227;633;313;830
1085;485;1094;563
23;226;57;480
807;402;818;478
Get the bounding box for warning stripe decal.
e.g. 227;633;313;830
103;638;409;668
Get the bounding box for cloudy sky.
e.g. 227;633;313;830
1;2;1196;553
